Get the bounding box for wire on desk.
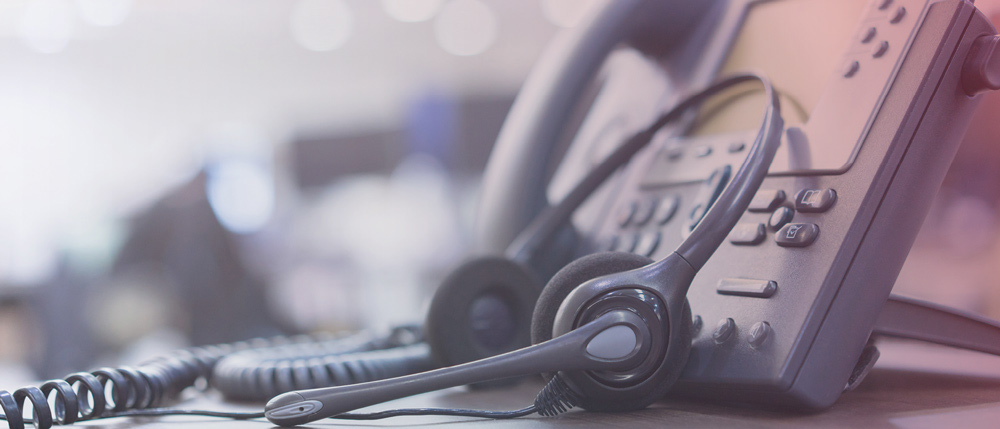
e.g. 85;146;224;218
1;406;536;424
0;367;580;428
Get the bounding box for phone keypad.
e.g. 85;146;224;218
607;186;833;256
607;195;679;256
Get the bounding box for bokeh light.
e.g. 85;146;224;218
381;0;444;23
75;0;131;27
290;0;354;52
540;0;602;28
18;0;76;54
207;160;276;234
433;0;497;56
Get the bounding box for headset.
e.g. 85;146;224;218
262;72;782;425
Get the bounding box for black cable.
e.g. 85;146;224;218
1;407;535;423
84;409;265;419
335;406;538;420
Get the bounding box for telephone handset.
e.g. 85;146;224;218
475;0;715;255
3;0;1000;428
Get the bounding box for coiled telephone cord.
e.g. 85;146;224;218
0;327;428;429
0;375;577;428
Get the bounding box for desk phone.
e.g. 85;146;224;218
478;0;1000;409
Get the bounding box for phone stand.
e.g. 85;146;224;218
853;294;1000;390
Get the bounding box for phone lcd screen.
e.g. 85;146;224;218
691;0;869;136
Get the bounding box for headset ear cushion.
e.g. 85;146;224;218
531;251;654;350
424;257;542;369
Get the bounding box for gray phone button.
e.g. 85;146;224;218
634;231;661;257
655;195;680;225
748;189;785;212
843;60;860;78
859;27;877;44
713;318;736;344
890;7;906;24
768;206;794;231
631;198;656;226
748;322;772;349
717;278;777;298
616;201;637;227
776;223;820;247
872;40;889;58
728;223;765;245
794;189;836;212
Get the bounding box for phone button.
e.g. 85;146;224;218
634;232;661;257
686;165;732;232
728;222;765;245
768;206;794;231
890;6;906;24
794;189;836;212
748;321;772;349
717;278;777;298
859;27;877;44
616;202;637;227
872;40;890;58
713;318;736;344
631;198;656;226
655;195;680;225
843;60;860;78
621;233;640;252
748;189;785;212
775;223;820;247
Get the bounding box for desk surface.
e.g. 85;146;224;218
12;338;1000;428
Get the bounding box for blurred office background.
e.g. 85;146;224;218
0;0;999;387
0;0;606;383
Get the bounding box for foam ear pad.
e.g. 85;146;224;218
532;251;692;412
424;257;542;369
531;251;654;349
